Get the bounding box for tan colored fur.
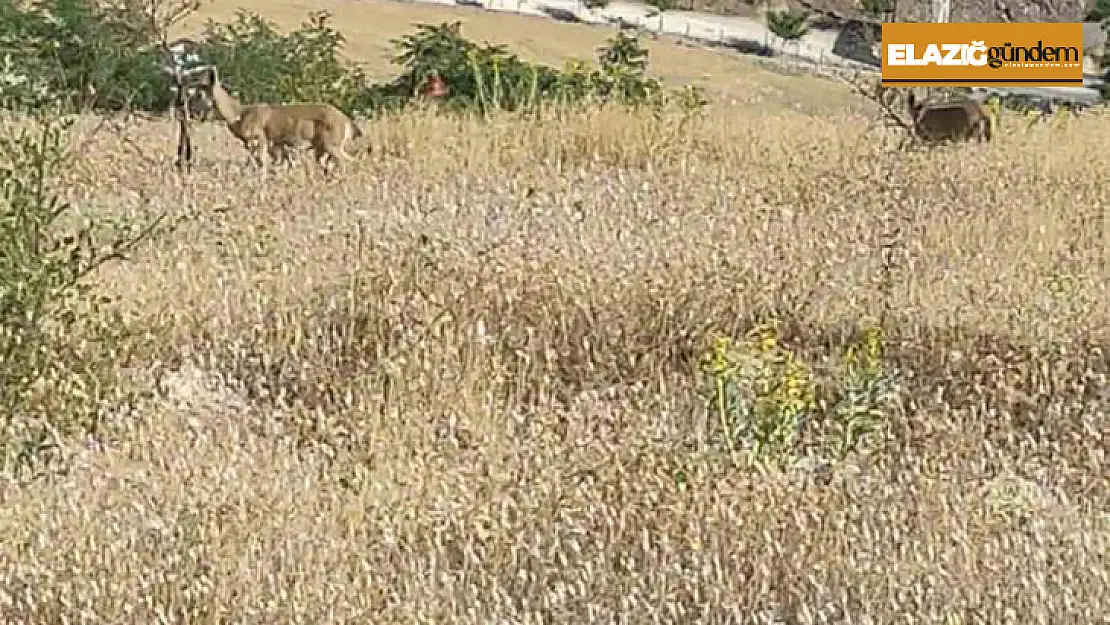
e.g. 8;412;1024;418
907;91;993;144
199;68;364;176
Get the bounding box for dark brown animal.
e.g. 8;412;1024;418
907;91;993;143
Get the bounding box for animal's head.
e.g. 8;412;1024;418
194;66;220;96
191;67;244;123
180;86;213;120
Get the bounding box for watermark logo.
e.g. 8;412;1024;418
881;22;1084;87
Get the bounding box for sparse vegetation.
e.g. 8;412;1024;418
0;0;1107;622
0;109;166;479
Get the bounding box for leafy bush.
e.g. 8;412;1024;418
828;322;897;460
766;8;810;42
0;111;165;479
0;1;705;119
0;0;172;113
376;21;564;113
196;10;387;116
1087;0;1110;22
377;22;699;114
194;15;696;118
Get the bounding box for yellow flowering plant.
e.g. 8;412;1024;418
831;319;899;460
700;317;816;468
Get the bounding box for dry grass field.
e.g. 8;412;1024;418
1;3;1109;622
1;99;1107;623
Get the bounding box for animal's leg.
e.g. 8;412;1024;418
274;142;300;169
247;137;269;180
267;142;282;166
242;137;266;169
313;140;341;178
317;146;337;178
262;142;271;180
326;145;354;176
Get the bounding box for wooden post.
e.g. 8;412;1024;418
172;66;194;173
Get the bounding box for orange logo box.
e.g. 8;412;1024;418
880;22;1085;87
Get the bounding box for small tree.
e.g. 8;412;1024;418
766;8;810;42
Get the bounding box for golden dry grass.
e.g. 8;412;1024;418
1;100;1109;623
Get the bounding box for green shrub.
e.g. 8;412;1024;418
0;111;165;479
859;0;893;18
0;0;171;113
701;320;815;469
766;8;810;42
380;21;566;113
828;322;898;460
1087;0;1110;21
196;10;388;116
378;22;687;114
0;1;705;119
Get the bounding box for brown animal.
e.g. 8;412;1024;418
906;91;993;143
197;67;364;176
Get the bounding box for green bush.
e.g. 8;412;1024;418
377;21;565;113
0;111;165;479
0;2;705;119
196;10;389;116
859;0;892;18
1087;0;1110;21
195;15;682;118
0;0;171;113
766;9;810;42
377;22;694;114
